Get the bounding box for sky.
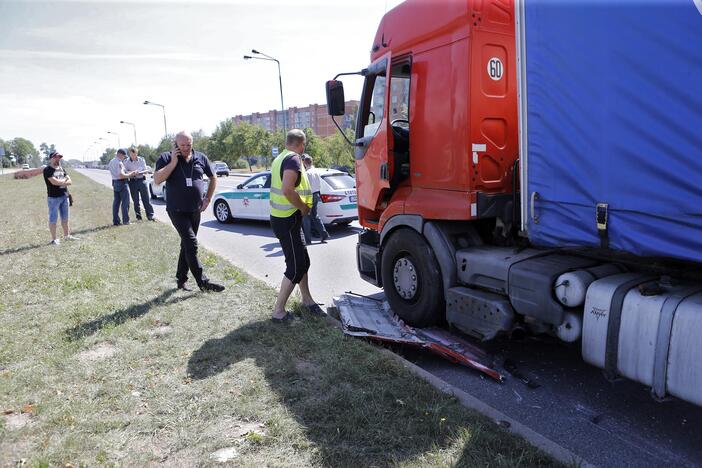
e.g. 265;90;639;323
0;0;404;161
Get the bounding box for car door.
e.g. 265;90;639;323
237;173;270;220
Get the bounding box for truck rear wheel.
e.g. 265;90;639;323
381;229;444;326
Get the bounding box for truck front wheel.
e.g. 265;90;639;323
381;229;444;326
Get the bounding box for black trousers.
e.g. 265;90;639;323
270;211;310;284
167;210;209;287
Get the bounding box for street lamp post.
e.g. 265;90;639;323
94;140;102;163
106;131;121;148
83;144;93;164
120;120;138;146
143;100;168;138
243;49;287;132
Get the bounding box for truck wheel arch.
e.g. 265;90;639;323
380;215;483;308
379;214;423;245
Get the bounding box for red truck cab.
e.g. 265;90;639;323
355;0;518;231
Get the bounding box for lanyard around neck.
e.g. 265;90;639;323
178;154;196;180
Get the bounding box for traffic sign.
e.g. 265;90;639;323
271;146;279;156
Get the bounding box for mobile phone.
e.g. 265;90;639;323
173;140;182;158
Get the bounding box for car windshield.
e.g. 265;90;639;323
216;163;228;169
322;173;355;190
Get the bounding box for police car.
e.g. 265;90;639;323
212;169;357;226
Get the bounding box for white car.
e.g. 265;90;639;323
149;174;165;200
212;169;357;226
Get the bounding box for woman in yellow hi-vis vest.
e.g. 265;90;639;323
269;129;327;323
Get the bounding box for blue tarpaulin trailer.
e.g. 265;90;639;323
518;0;702;263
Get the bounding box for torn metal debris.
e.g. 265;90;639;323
334;294;503;382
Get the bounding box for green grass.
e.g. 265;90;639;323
0;172;561;467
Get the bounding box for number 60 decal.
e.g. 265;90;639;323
487;57;504;81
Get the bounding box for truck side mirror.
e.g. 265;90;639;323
326;80;346;116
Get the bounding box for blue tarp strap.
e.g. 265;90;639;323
604;275;656;381
596;203;609;249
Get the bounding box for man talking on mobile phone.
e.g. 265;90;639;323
154;131;224;292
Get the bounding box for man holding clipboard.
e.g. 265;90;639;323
124;146;155;221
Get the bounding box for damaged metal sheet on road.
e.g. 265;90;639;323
334;294;504;382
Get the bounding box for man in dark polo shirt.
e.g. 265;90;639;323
154;131;224;292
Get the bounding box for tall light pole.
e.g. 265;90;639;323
143;100;168;138
94;140;102;163
83;143;93;164
243;49;287;132
120;120;138;146
106;131;121;148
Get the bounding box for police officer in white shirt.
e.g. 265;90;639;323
108;149;138;225
124;146;155;221
301;154;330;244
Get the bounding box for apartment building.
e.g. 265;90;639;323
233;100;359;137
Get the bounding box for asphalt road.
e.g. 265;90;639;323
78;168;380;306
79;168;702;467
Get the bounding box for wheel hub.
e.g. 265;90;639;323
216;203;228;221
393;256;418;300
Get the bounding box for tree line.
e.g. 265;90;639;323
3;120;356;173
0;137;61;168
98;121;356;173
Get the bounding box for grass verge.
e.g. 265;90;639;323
0;172;560;467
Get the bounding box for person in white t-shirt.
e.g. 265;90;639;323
301;154;329;244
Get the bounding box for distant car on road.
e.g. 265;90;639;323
214;161;230;177
21;164;30;170
212;169;357;226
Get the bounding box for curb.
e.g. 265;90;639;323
324;311;594;468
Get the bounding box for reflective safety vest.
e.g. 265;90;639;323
270;150;313;218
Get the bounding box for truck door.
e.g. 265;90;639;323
355;53;393;213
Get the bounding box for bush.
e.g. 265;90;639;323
233;158;249;169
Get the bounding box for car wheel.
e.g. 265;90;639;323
149;184;156;199
162;187;167;203
380;228;444;326
214;200;233;223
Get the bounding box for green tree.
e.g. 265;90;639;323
156;137;172;156
209;119;237;165
192;129;210;154
0;138;10;167
9;138;39;165
302;128;323;161
39;142;57;159
244;124;272;169
322;129;355;171
136;144;158;166
100;148;116;165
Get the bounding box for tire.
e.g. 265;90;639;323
162;187;167;203
149;184;156;200
214;200;233;223
381;228;444;326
